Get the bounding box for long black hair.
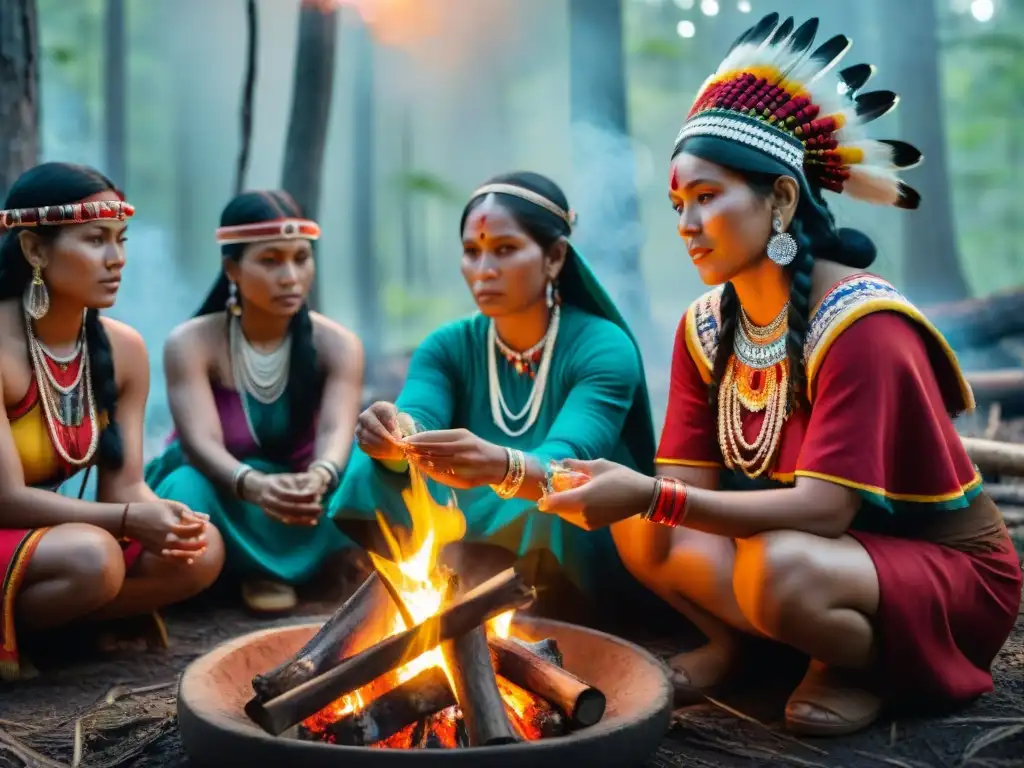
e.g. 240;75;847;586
0;162;126;470
671;140;877;413
195;190;320;457
460;171;571;256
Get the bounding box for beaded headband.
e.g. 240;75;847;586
676;13;923;210
214;218;321;246
0;200;135;231
469;183;578;232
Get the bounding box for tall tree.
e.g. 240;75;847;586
0;0;40;198
281;0;339;308
881;0;970;303
568;0;654;349
103;0;126;188
234;0;258;195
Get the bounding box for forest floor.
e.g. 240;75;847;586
0;548;1021;768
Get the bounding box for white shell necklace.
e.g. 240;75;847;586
487;305;560;437
229;316;291;445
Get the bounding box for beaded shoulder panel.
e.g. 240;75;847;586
682;275;975;411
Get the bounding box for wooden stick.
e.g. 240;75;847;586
299;667;455;746
489;636;605;728
246;567;535;736
961;436;1024;476
497;674;567;740
442;625;518;745
251;571;393;702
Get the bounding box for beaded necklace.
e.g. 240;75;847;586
488;305;560;438
717;302;790;478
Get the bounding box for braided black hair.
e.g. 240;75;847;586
0;162;126;469
195;190;321;459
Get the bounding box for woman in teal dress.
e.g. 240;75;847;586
146;191;363;613
328;172;656;618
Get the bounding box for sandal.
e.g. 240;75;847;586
785;660;882;736
242;579;297;614
668;640;743;705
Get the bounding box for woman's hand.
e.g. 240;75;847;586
537;458;656;531
354;401;406;462
402;429;508;489
124;500;210;562
244;472;324;526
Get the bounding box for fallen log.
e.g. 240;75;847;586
246;567;535;736
443;626;518;745
925;287;1024;350
497;674;568;740
984;483;1024;508
251;571;394;702
489;636;606;728
961;437;1024;476
965;369;1024;402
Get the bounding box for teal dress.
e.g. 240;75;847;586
327;249;656;606
145;384;352;584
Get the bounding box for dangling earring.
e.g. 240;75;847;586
546;278;561;308
226;281;242;317
766;214;798;266
23;264;50;320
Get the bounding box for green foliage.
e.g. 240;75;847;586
392;171;463;205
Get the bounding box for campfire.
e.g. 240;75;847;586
244;463;607;750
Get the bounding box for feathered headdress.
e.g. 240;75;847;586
675;13;922;210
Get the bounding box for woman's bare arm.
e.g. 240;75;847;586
309;316;364;472
163;318;245;493
0;365;127;531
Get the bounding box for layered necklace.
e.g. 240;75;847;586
24;311;99;468
717;302;790;479
228;315;291;446
488;305;560;438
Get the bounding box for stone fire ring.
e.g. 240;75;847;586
178;615;673;767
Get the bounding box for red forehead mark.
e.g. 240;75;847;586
670;167;679;191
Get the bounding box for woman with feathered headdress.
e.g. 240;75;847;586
538;14;1022;736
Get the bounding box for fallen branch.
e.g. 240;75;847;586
961;437;1024;476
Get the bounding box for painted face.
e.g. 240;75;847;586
229;238;315;317
460;197;552;317
668;152;774;286
31;190;128;309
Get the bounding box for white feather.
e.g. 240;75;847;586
845;140;897;168
844;166;902;206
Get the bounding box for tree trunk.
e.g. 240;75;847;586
103;0;126;188
281;0;339;309
351;19;382;373
234;0;258;196
568;0;653;345
0;0;39;199
881;0;969;304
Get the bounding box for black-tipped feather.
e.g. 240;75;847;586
804;34;852;82
768;16;794;47
855;90;899;123
779;18;820;77
726;12;779;55
896;183;921;211
838;63;875;96
878;140;923;169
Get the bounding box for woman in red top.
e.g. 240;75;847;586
539;13;1022;737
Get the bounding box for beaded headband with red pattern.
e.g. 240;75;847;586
214;218;321;246
676;13;923;210
0;200;135;231
470;183;578;232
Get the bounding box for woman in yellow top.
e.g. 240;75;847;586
0;162;224;679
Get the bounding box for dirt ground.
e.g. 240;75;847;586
0;555;1021;768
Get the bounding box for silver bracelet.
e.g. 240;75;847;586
232;463;253;499
310;459;341;491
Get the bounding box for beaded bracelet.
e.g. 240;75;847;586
642;476;689;527
491;448;527;499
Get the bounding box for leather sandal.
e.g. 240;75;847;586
785;661;882;737
242;579;297;614
668;641;743;705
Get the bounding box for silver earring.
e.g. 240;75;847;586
226;281;242;317
767;215;798;266
545;280;554;308
23;264;50;320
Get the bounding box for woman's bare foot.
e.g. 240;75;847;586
785;660;882;736
668;635;744;704
242;579;297;614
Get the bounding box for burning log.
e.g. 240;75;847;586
442;625;519;745
490;636;606;728
299;666;455;746
251;571;393;702
246;567;535;736
497;674;567;740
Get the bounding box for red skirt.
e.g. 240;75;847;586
1;527;143;680
850;527;1022;706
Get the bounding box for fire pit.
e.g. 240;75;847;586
178;612;672;767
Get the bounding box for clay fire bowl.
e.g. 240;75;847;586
177;615;673;767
